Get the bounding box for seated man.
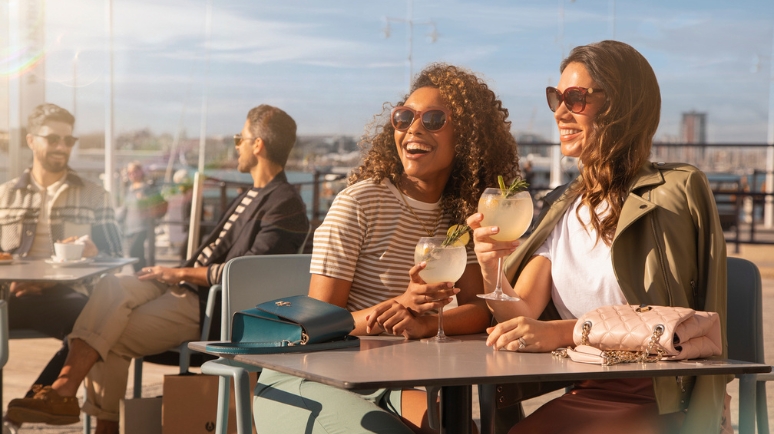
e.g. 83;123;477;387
0;103;122;429
7;104;310;434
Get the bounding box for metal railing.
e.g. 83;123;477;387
143;170;348;265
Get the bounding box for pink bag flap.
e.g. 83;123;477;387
572;305;722;360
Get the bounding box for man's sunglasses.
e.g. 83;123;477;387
34;134;78;147
390;106;450;132
546;86;605;114
233;134;257;147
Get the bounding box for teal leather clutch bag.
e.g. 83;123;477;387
205;295;359;355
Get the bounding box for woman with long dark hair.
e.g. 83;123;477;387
470;40;729;433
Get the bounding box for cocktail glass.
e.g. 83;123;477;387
476;188;533;301
414;236;467;343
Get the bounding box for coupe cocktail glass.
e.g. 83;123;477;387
414;236;467;343
476;188;533;301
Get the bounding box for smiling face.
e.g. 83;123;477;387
554;62;605;158
27;121;74;174
394;86;456;186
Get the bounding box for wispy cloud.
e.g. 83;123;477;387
21;0;774;144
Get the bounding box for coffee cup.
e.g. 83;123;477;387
54;242;85;261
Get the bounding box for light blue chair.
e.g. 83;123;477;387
132;222;313;391
200;254;312;434
727;257;772;434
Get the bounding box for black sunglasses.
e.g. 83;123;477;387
546;86;605;114
390;106;450;132
34;134;78;147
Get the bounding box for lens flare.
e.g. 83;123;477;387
0;46;46;78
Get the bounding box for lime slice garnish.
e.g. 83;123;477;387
446;224;470;247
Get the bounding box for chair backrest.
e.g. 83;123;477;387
220;254;312;340
0;300;9;368
298;223;313;254
726;257;764;364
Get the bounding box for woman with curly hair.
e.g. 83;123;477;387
253;63;521;433
470;40;729;434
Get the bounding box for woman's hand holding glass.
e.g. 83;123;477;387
365;262;459;337
467;212;521;297
474;188;533;301
397;262;460;314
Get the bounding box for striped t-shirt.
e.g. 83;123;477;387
196;188;260;285
310;179;476;312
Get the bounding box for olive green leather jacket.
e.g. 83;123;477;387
504;162;728;433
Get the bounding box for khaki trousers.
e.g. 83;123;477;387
69;274;200;421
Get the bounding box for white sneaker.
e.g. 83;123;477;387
2;418;19;434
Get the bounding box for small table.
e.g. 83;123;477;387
0;257;138;284
190;335;771;434
0;256;138;404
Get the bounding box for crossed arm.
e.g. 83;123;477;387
309;261;491;340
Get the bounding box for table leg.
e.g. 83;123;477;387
738;374;756;434
441;385;471;434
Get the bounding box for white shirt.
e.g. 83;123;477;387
533;195;627;319
29;175;67;259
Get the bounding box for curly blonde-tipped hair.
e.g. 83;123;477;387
349;63;521;224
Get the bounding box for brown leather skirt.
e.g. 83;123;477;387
508;378;685;434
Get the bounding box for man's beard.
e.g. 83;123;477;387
40;152;69;173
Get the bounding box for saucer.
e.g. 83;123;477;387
45;257;94;267
0;258;15;265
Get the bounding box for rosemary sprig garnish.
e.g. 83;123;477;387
497;175;529;198
442;224;470;247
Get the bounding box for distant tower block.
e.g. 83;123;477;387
681;111;707;165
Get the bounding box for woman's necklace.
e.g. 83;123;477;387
396;185;441;237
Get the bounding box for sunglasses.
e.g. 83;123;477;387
390;106;450;132
233;134;257;147
34;134;78;147
546;86;605;114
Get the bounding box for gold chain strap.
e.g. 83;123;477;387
554;321;666;366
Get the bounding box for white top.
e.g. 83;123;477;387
534;195;627;319
311;179;476;312
29;176;67;259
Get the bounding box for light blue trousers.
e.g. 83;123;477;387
253;369;414;433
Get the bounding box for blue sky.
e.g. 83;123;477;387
17;0;774;143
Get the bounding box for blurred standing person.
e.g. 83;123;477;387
171;168;194;260
117;161;167;271
0;103;122;431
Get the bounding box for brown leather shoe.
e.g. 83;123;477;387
6;385;80;425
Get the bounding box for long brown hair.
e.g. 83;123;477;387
350;63;520;223
562;40;661;245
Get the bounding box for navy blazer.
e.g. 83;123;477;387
184;171;309;333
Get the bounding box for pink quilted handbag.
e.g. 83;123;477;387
558;305;722;365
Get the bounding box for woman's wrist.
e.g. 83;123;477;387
552;319;578;348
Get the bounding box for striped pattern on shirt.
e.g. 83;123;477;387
0;168;123;257
311;179;476;312
196;188;260;284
